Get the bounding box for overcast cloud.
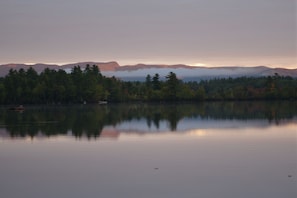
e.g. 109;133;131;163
0;0;296;68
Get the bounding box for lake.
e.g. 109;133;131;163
0;102;296;198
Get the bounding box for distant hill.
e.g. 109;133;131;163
0;62;120;76
0;62;296;81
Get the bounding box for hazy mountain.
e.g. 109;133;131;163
61;61;120;71
0;62;120;76
103;65;297;81
0;62;296;81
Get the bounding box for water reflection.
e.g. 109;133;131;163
0;101;296;140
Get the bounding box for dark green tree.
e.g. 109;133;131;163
164;72;180;100
152;73;161;90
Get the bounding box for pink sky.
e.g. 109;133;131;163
0;0;296;68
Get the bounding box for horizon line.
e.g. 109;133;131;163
0;61;296;69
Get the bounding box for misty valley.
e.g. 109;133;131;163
0;65;297;105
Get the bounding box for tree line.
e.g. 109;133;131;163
0;65;296;104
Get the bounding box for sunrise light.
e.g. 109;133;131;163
193;63;207;67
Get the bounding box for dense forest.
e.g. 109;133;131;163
0;65;296;104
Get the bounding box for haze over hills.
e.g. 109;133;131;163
1;62;296;81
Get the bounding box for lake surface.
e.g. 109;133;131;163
0;102;296;198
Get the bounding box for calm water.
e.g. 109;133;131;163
0;102;296;198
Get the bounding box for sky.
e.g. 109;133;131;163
0;0;296;68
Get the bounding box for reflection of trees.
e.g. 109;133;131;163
153;112;161;129
197;101;297;123
2;106;107;139
0;101;296;138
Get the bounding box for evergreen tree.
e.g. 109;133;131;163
152;73;161;90
164;72;180;100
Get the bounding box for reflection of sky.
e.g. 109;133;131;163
113;118;169;132
0;122;296;198
110;117;297;134
1;116;296;141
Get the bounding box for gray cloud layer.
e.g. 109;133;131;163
0;0;296;67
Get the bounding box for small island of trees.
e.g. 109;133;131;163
0;64;296;104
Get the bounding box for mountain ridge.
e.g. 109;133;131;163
0;62;296;81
